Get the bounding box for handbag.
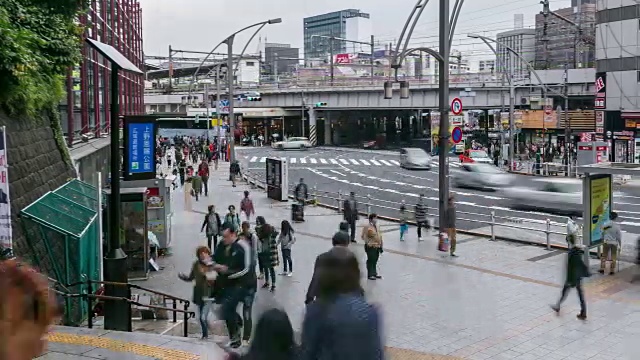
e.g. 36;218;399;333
190;188;196;197
438;232;449;252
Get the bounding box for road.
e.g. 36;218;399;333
238;146;640;250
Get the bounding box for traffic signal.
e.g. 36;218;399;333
247;96;262;101
315;102;327;107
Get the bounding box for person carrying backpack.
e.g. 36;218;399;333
240;191;255;222
223;205;241;233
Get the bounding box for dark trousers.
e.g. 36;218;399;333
202;176;209;196
235;288;256;341
259;253;275;285
281;248;292;272
179;172;185;185
206;234;218;251
416;220;429;237
348;219;357;242
557;280;586;314
220;286;245;342
365;245;380;277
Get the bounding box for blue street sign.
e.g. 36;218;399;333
451;126;463;144
219;99;229;107
127;122;155;174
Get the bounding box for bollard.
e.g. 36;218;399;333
546;218;551;250
490;211;496;241
337;190;342;213
366;194;372;216
312;185;318;206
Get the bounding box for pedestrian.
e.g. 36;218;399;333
198;159;210;197
240;221;259;276
294;178;308;208
550;235;589;320
0;258;61;360
600;211;622;275
225;308;297;360
256;217;279;292
277;220;296;276
213;147;219;171
223;205;241;233
399;205;409;241
191;174;203;201
178;246;215;339
240;190;255;223
361;213;383;280
414;194;429;241
305;221;352;305
177;158;186;186
212;226;255;349
230;160;241;187
342;191;359;243
446;195;457;257
201;205;222;250
299;247;384;360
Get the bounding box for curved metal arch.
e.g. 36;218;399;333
392;0;426;68
399;47;444;65
449;0;465;48
401;0;431;64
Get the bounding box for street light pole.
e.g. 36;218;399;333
226;35;236;163
204;82;210;141
216;65;222;141
438;0;450;227
329;37;334;85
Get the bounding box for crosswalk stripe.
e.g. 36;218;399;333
309;158;317;164
259;157;266;163
370;159;381;166
339;159;349;164
349;159;359;165
379;160;392;166
250;156;258;162
320;158;328;164
290;158;297;164
360;159;370;165
300;158;307;164
330;159;339;164
390;160;400;166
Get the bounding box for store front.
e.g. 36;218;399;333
619;111;640;163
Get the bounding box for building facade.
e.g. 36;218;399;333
303;9;371;60
60;0;145;147
264;43;300;75
595;0;640;163
534;4;596;69
496;28;536;81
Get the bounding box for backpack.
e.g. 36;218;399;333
223;213;240;231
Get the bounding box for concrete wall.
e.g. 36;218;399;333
2;111;77;257
69;137;110;188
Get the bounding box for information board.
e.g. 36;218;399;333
266;157;289;201
123;117;158;181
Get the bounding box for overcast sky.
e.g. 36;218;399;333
139;0;573;60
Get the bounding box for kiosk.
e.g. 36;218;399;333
266;157;289;201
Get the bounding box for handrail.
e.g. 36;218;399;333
65;280;191;306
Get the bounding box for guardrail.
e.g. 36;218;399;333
240;166;580;251
48;278;195;337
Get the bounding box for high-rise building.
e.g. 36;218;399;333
303;9;371;60
571;0;595;6
534;3;596;69
496;28;536;81
61;0;144;146
595;0;640;163
264;43;300;75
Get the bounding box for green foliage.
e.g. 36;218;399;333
0;0;87;118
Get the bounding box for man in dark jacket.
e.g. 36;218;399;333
295;178;308;205
342;192;359;243
550;236;588;320
305;221;350;304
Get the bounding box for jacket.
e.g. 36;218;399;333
201;212;221;236
305;247;364;304
213;238;255;289
179;260;212;306
361;224;383;248
565;246;589;287
240;197;255;215
300;293;384;360
259;230;280;268
602;220;622;247
414;202;428;222
278;231;296;250
295;183;308;201
223;212;241;232
191;176;203;193
445;205;456;228
342;199;359;221
198;163;209;177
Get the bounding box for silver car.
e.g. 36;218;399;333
272;137;313;150
400;147;432;170
452;163;513;191
502;179;583;215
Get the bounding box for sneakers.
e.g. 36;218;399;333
368;276;377;280
270;285;276;292
257;273;264;279
242;340;250;347
577;312;587;320
286;272;293;277
550;304;560;313
226;339;241;349
261;282;270;289
418;237;423;242
279;272;288;276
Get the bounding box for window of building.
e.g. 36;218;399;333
245;61;255;67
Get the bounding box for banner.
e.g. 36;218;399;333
0;126;12;253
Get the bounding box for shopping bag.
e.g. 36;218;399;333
438;232;449;252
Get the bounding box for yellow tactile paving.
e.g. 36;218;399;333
47;332;200;360
386;347;463;360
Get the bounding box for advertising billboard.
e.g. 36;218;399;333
123;117;158;181
266;157;289;201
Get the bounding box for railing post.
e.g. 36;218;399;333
86;278;93;329
172;299;177;323
366;194;372;217
490;211;496;241
182;302;189;337
337;190;342;213
313;185;317;206
546;218;551;250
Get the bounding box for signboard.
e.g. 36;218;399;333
595;72;606;109
334;53;357;64
219;99;230;114
0;127;11;254
451;98;463;115
266;157;289;201
451;127;463;143
595;111;605;134
123;117;158;181
589;175;611;246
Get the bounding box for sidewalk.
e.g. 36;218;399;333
137;162;640;360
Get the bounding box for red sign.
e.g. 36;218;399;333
334;53;355;64
578;146;592;150
596;146;608;151
595;98;606;109
451;98;463;115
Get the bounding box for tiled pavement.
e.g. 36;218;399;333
41;162;640;359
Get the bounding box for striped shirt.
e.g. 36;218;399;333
415;202;428;222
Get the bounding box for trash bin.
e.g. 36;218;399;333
291;203;304;222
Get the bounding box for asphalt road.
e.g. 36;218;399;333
237;146;640;241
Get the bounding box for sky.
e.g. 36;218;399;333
139;0;573;61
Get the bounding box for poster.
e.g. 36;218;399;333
0;127;11;254
590;176;610;245
147;220;165;233
146;187;164;209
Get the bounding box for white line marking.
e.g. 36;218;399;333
290;158;297;164
379;160;393;166
320;158;328;164
360;159;371;166
339;159;349;164
330;159;339;164
330;170;345;176
349;159;360;165
259;157;266;162
621;221;640;227
300;158;307;164
370;159;381;166
309;158;317;164
389;160;400;166
250;156;258;162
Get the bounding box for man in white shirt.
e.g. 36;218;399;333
600;212;622;275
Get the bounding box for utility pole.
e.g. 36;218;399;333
541;0;550;69
274;51;279;84
563;63;570;176
226;36;236;163
168;45;173;91
508;73;515;171
215;65;222;141
370;35;375;84
204;82;210;140
438;0;450;228
329;37;334;85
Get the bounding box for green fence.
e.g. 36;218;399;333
20;179;101;326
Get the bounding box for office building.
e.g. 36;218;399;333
496;28;536;81
595;0;640;163
303;9;372;60
61;0;144;146
534;3;596;69
264;43;300;75
572;0;595;6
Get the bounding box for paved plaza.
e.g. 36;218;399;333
40;163;640;359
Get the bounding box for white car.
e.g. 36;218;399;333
272;137;313;150
451;163;512;191
502;178;583;215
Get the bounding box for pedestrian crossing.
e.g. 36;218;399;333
246;156;401;167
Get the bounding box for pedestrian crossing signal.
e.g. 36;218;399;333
247;96;262;101
315;102;327;107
